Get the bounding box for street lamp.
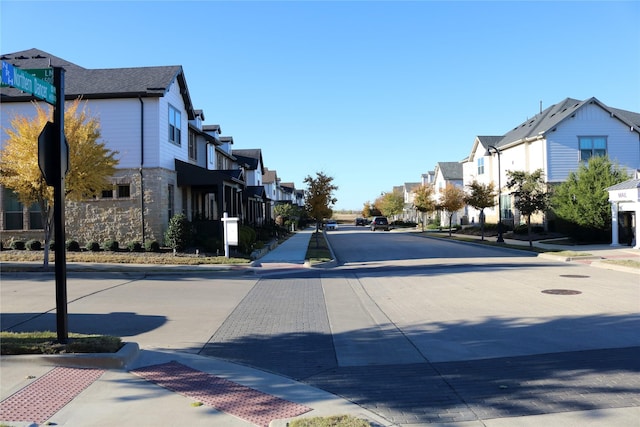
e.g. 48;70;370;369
485;145;505;243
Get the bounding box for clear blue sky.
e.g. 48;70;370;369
2;1;639;211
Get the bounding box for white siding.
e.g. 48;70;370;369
547;103;640;182
84;98;142;168
158;79;189;169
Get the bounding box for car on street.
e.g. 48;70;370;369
355;218;367;226
370;216;390;231
325;219;338;230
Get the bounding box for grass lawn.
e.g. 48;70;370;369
1;331;123;355
306;232;333;264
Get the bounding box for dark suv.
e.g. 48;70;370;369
355;217;367;226
370;216;389;231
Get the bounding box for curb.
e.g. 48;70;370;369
1;342;140;370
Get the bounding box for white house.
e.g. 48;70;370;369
433;161;465;226
0;48;274;246
463;97;640;231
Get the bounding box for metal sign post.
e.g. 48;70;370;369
52;67;68;343
221;212;239;258
2;61;68;342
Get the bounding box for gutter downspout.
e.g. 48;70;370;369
139;97;145;245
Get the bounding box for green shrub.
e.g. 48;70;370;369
144;240;161;253
26;239;42;251
49;240;56;251
87;241;101;252
103;239;119;251
11;240;26;250
238;225;257;254
164;214;192;251
66;240;81;252
127;241;143;252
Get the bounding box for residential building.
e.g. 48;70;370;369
0;49;288;247
463;97;640;230
433;161;465;226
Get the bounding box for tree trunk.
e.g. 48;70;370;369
448;214;453;237
41;203;53;267
527;215;533;248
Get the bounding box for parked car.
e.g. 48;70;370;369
370;216;389;231
355;218;367;226
325;219;338;230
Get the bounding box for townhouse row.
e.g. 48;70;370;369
394;97;640;247
0;49;304;246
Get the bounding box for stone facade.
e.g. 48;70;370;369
1;167;178;247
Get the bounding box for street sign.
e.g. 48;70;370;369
38;121;69;186
1;61;56;104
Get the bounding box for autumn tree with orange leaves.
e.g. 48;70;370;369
0;100;118;265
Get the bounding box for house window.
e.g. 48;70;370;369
579;136;607;162
477;157;484;175
101;188;114;198
118;184;131;198
29;202;43;230
169;105;181;146
188;131;197;161
168;184;174;219
3;188;23;230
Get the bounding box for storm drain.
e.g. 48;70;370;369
132;361;312;427
559;274;590;278
0;366;104;424
542;289;582;295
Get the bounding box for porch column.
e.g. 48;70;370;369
610;202;620;246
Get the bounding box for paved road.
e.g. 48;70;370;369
2;227;639;425
200;227;640;424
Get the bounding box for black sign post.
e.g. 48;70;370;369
52;66;68;343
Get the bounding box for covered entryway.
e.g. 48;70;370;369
607;179;640;249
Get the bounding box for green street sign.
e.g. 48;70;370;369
1;61;56;104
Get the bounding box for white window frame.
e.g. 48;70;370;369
169;105;182;146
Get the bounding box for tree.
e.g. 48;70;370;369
0;100;118;265
304;171;338;246
464;180;497;240
412;184;436;231
376;189;404;218
439;183;466;236
551;156;629;240
505;169;550;247
362;201;380;218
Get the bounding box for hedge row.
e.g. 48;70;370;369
5;239;161;253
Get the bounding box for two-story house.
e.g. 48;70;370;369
433;161;465;226
0;48;272;246
463;97;640;230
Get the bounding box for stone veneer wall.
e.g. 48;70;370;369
1;167;177;247
65;167;176;246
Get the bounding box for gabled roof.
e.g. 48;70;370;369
262;168;278;184
1;48;196;119
232;149;264;171
404;182;420;191
436;162;463;180
496;97;640;148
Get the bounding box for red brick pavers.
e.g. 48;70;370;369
132;361;312;427
0;366;105;424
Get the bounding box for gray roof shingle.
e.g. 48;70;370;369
1;48;195;118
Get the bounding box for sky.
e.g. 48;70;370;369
1;1;639;211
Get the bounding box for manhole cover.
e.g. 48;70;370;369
542;289;582;295
559;274;590;278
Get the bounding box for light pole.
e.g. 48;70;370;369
485;145;504;243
